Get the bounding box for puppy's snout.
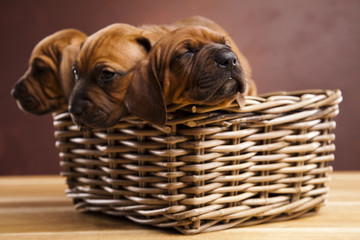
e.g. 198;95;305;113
11;81;27;99
69;100;88;118
10;88;18;99
215;51;238;69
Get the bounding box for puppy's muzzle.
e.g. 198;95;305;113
214;49;245;94
11;81;39;111
69;97;109;128
11;81;27;99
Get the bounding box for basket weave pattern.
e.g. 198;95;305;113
54;89;342;234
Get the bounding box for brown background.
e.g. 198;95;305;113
1;0;359;175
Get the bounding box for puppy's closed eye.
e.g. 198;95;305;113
180;48;198;58
172;47;198;66
177;41;200;57
32;60;51;76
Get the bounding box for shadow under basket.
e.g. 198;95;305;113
54;89;342;235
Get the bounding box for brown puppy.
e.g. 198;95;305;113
68;23;173;128
124;25;256;125
11;29;87;115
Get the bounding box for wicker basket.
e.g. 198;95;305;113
54;89;342;235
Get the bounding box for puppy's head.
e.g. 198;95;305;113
68;23;153;128
11;29;87;115
124;26;249;125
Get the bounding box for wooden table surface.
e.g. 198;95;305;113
0;171;359;240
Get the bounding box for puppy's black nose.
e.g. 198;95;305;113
69;101;86;117
215;51;239;69
11;81;27;99
11;88;18;99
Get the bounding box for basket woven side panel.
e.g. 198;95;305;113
54;89;342;235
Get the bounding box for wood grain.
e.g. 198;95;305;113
0;172;359;239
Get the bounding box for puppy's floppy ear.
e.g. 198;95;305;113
136;37;152;53
59;45;80;101
123;59;167;126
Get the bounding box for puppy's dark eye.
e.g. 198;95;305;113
100;70;116;81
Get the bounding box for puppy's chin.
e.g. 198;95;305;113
193;74;243;104
12;82;40;114
13;80;65;115
215;74;246;98
15;95;38;111
71;108;127;129
15;95;55;115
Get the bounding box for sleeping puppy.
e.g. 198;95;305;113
11;29;87;115
124;26;257;125
68;23;172;128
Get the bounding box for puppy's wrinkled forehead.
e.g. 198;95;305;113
172;26;227;48
30;29;86;68
78;24;148;73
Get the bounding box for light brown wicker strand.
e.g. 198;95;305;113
192;127;204;230
106;127;120;216
167;125;181;217
226;122;242;222
315;116;331;211
262;125;271;201
293;125;306;202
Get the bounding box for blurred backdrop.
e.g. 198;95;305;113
1;0;359;175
